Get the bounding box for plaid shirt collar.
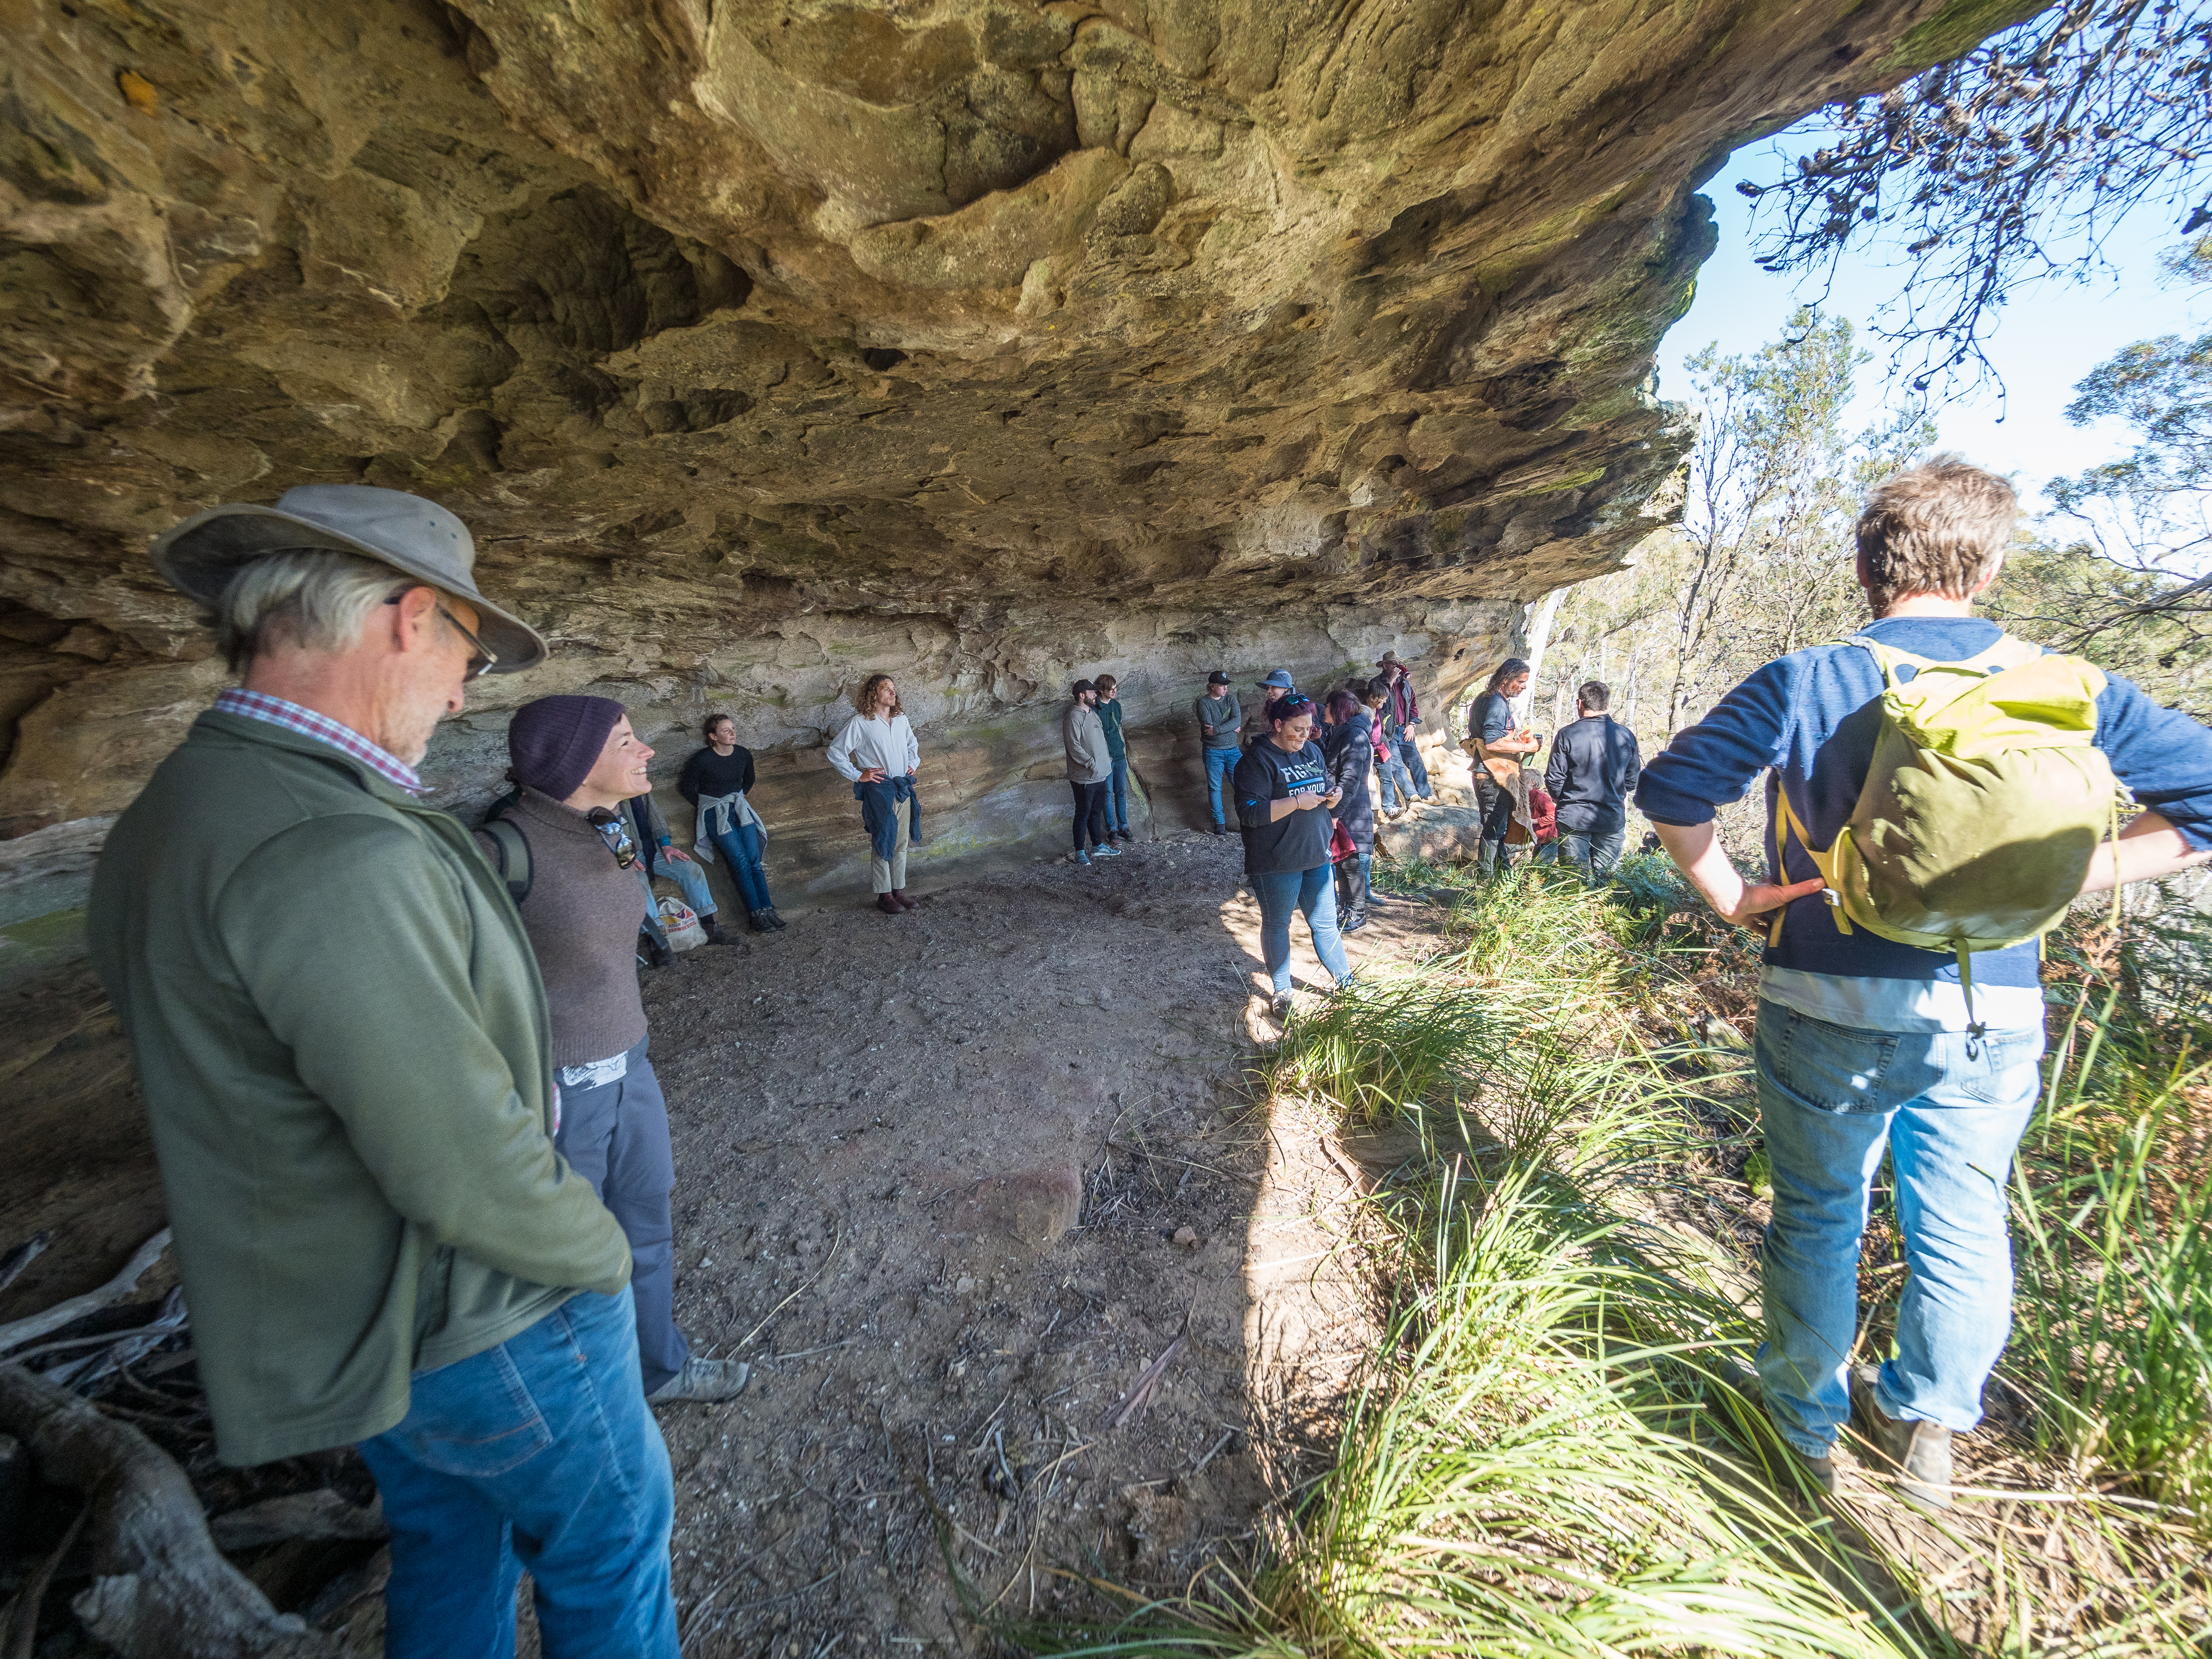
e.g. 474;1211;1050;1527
212;689;424;794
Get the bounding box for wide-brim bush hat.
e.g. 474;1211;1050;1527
1377;651;1406;668
1259;669;1294;689
151;484;547;672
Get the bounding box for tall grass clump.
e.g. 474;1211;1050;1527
1027;860;2212;1657
2009;966;2212;1522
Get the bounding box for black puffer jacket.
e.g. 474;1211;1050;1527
1319;712;1377;854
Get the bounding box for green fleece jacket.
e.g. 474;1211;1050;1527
86;710;631;1466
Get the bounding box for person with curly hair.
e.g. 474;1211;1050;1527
827;672;922;914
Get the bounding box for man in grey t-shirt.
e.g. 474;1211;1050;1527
1193;669;1242;833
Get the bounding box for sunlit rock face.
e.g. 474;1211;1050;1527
0;0;2022;897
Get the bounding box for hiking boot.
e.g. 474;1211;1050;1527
876;893;904;914
1072;850;1093;867
1093;843;1123;859
646;1356;749;1406
747;908;774;932
1341;911;1369;933
1268;989;1295;1020
1210;823;1228;835
1851;1365;1953;1511
891;889;919;910
1786;1445;1838;1496
763;908;788;930
699;913;723;944
637;931;672;969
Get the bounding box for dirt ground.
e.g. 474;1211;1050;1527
0;821;1453;1656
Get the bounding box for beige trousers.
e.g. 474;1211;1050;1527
870;805;911;894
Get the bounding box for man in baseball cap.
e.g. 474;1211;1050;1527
88;487;681;1656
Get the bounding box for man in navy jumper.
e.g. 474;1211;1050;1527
1637;456;2212;1508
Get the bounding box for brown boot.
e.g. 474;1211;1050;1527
891;888;920;910
1850;1366;1954;1511
876;894;903;915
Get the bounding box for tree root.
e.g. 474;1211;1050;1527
0;1228;171;1356
0;1362;333;1657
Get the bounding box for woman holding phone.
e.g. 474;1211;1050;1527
1232;692;1355;1019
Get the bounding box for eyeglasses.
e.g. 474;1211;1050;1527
586;807;639;869
387;594;500;679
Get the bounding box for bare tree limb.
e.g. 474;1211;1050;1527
0;1230;172;1357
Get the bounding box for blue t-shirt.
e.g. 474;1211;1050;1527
1635;616;2212;1030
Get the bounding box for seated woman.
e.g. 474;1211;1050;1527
1232;691;1354;1019
678;712;784;932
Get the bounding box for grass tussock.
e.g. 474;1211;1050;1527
1021;853;2212;1657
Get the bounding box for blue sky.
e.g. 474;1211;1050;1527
1656;134;2212;521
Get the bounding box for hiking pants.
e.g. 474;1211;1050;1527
1473;774;1516;873
1752;1002;2041;1458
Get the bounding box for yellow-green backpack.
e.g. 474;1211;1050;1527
1773;634;2122;998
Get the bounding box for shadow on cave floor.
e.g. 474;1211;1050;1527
0;824;1455;1656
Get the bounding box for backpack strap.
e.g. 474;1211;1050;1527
479;815;533;907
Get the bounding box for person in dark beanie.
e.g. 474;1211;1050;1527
1195;669;1240;833
1064;679;1119;866
479;695;747;1407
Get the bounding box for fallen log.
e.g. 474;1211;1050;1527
0;1229;172;1357
209;1492;387;1554
0;1362;333;1657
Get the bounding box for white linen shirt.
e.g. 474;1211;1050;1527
827;712;919;782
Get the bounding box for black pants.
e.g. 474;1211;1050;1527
1334;851;1368;922
1474;773;1518;874
1071;779;1110;850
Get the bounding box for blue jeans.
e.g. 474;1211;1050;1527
1557;826;1625;885
640;853;715;920
358;1286;678;1659
1204;747;1237;827
1249;865;1353;993
708;823;772;913
1753;1001;2042;1456
1106;754;1131;833
1396;735;1431;800
556;1044;687;1395
1375;750;1414;811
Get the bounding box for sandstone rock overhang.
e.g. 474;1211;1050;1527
0;0;2037;893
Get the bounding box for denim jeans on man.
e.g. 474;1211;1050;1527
358;1284;679;1659
1557;826;1625;886
1375;748;1415;812
1753;1002;2041;1458
1106;754;1132;834
1249;864;1352;992
707;821;772;914
1395;736;1431;800
1204;746;1237;829
634;858;715;939
555;1040;688;1395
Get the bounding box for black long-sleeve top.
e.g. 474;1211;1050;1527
678;745;756;805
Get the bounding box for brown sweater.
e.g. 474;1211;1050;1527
473;789;647;1067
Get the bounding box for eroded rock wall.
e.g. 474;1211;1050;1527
0;0;2033;899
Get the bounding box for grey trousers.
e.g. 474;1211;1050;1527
555;1041;689;1394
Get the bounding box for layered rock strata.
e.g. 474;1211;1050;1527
0;0;2032;904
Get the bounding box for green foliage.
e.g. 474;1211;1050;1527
1019;860;2212;1657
